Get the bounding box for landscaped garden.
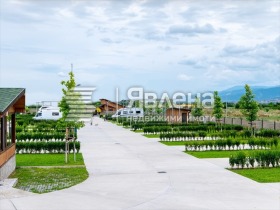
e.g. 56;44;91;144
9;114;88;193
109;116;280;182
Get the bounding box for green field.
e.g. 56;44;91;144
230;168;280;183
160;141;187;146
185;150;264;158
143;134;160;138
11;153;88;193
16;153;85;166
10;167;88;193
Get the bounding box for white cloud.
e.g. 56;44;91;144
177;74;192;81
58;72;66;77
0;0;279;103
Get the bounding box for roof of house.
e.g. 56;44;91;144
0;88;25;114
166;107;191;111
99;99;124;107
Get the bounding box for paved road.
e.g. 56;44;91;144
1;117;279;210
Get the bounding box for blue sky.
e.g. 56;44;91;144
0;0;279;105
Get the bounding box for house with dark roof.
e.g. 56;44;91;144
0;88;25;180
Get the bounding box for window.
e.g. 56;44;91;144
7;115;12;146
52;112;59;116
136;111;141;114
123;111;128;114
129;111;133;114
118;111;121;115
36;113;42;117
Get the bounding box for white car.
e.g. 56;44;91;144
112;108;144;118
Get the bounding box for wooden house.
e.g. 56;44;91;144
99;99;124;115
0;88;25;180
166;107;191;123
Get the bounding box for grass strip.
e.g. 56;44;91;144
143;134;160;138
16;153;85;166
229;167;280;183
185;150;264;158
10;167;88;193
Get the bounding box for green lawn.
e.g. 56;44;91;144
185;150;263;158
16;153;85;166
10;167;88;193
230;168;280;183
143;134;160;138
160;141;187;146
133;130;143;133
10;153;88;193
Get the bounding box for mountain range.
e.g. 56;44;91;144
218;85;280;102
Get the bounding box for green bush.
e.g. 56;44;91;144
229;150;280;169
16;141;80;154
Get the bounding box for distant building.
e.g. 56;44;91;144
0;88;25;181
99;99;124;115
165;107;191;123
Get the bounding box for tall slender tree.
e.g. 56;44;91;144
239;84;259;132
213;91;223;125
59;71;76;120
58;70;84;128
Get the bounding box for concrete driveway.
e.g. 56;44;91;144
0;117;279;210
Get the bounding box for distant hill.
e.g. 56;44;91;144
218;86;280;102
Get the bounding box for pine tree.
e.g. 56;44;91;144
239;84;259;131
213;91;223;124
192;97;203;123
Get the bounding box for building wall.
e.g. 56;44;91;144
166;109;190;123
0;154;15;181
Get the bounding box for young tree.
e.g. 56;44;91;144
59;71;76;120
58;71;84;128
238;84;259;131
192;97;203;123
213;91;223;124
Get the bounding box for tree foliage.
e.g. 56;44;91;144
58;71;84;129
213;91;223;122
192;97;203;119
239;84;259;127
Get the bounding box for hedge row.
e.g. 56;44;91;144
229;150;280;168
16;132;71;141
131;122;244;131
184;138;279;151
256;129;280;138
159;130;255;141
16;141;80;154
16;126;66;133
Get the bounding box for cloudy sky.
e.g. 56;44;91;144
0;0;279;104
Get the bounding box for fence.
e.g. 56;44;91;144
189;116;280;130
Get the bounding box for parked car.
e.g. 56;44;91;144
112;108;144;118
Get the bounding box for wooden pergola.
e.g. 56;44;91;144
0;88;25;179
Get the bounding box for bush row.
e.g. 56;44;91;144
16;132;75;141
16;141;80;154
184;138;279;151
159;130;256;141
229;150;280;168
16;126;66;133
256;129;280;138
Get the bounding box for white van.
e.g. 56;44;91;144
112;108;144;118
33;106;62;120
